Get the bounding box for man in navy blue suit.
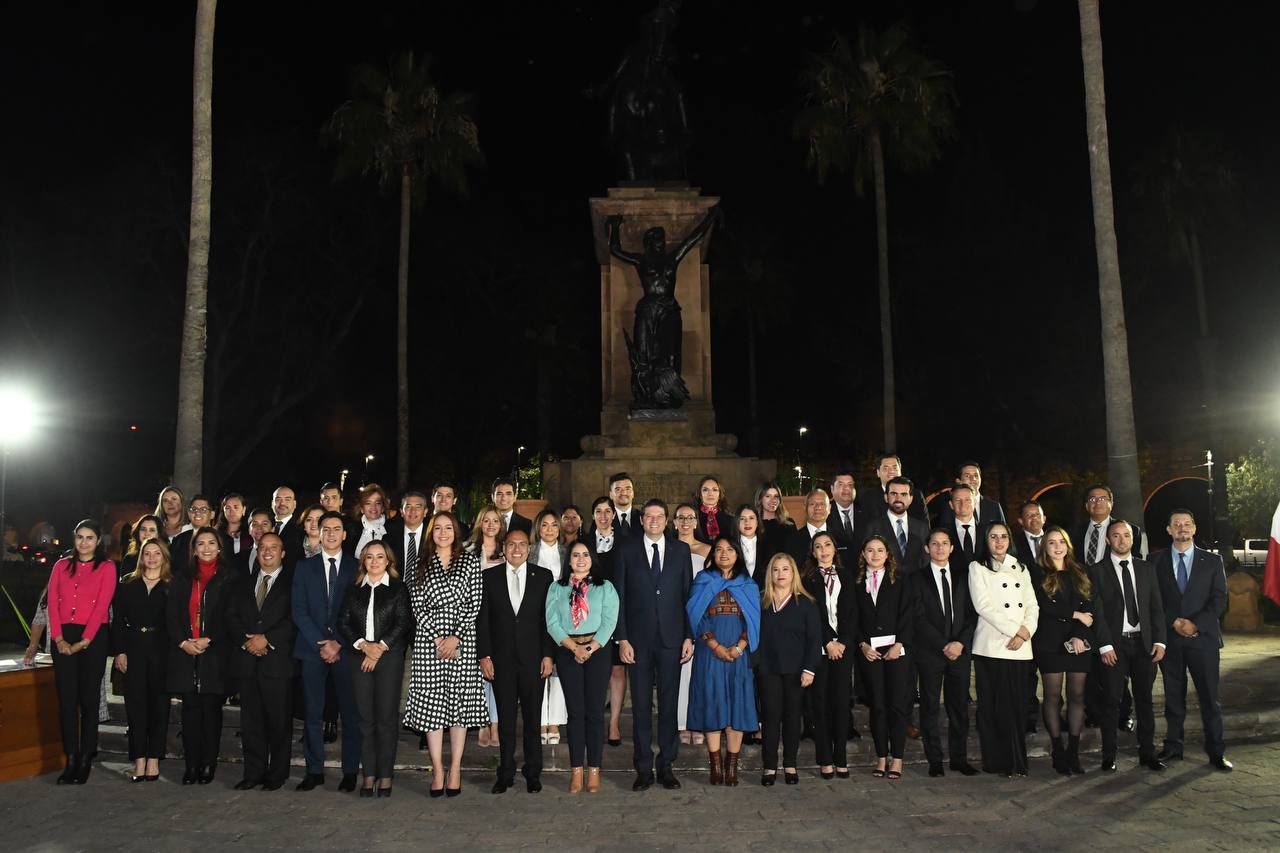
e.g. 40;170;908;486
614;498;694;791
292;511;362;791
1154;509;1233;771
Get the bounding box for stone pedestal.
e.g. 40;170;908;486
544;186;776;508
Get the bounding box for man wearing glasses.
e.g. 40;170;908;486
167;494;233;575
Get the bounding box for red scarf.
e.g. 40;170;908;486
700;504;720;538
570;577;591;629
189;559;217;637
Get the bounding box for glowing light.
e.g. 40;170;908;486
0;386;36;444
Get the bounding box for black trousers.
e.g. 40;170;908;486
123;638;170;760
52;624;108;757
181;692;224;771
351;650;405;779
1160;643;1225;757
238;674;293;785
917;654;971;766
860;655;912;759
1087;657;1131;722
759;672;804;770
558;647;612;768
974;656;1030;774
1100;636;1157;759
808;654;852;768
628;644;682;773
493;657;544;779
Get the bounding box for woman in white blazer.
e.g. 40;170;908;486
969;522;1039;776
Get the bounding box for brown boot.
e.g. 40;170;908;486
568;767;584;794
586;767;601;793
725;751;740;787
708;750;723;785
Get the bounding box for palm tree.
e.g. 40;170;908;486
797;25;955;452
326;52;482;491
1077;0;1142;519
173;0;217;497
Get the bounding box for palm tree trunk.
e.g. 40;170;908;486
396;164;411;491
746;303;760;453
869;126;896;451
173;0;216;497
1078;0;1143;518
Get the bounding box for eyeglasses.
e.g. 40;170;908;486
1085;496;1111;503
674;515;697;522
189;506;212;513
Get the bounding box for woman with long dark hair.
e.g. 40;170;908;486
49;519;117;784
800;531;857;779
585;496;628;748
531;508;568;744
694;476;736;545
120;514;162;577
545;541;619;793
674;502;710;745
853;535;913;781
112;537;173;782
1031;525;1096;774
166;527;233;784
754;482;794;566
466;504;506;748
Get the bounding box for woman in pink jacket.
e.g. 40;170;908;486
48;519;117;784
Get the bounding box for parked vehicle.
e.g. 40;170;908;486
1233;539;1270;569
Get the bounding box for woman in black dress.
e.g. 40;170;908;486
119;515;162;578
112;536;173;782
754;482;794;565
1030;525;1096;774
694;476;736;545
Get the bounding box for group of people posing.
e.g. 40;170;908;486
41;455;1233;798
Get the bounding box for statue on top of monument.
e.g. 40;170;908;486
606;205;721;410
587;0;690;183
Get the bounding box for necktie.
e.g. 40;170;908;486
1176;552;1189;593
276;520;284;534
650;542;661;582
843;508;853;536
1120;559;1139;627
405;532;418;578
869;569;881;602
1030;535;1042;559
327;557;338;611
621;513;630;535
821;567;837;596
256;573;269;610
961;524;973;555
509;567;523;614
939;567;953;636
896;518;907;553
1087;524;1102;565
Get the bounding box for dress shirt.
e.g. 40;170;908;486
501;509;515;531
230;531;242;554
355;572;390;649
805;522;828;539
740;535;757;576
247;543;258;571
1084;520;1108;565
929;562;952;616
954;518;977;550
888;510;909;543
1024;531;1042;561
533;541;562;579
258;566;281;597
402;524;423;560
1096;553;1166;655
1171;543;1194;577
506;561;527;614
275;514;293;534
834;503;856;533
643;533;666;570
865;568;883;605
320;549;343;599
821;566;841;633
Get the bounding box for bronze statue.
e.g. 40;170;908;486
606;206;720;409
589;0;689;183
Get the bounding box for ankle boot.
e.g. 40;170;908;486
568;767;584;794
1067;735;1086;775
586;767;601;793
725;751;740;787
73;754;92;784
708;750;723;785
56;754;79;785
1051;737;1070;775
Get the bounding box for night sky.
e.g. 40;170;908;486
2;1;1278;535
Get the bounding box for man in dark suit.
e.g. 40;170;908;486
788;488;841;564
936;461;1006;530
244;508;274;577
608;472;642;539
942;483;988;565
227;532;296;790
614;498;694;791
865;476;929;575
431;480;461;522
318;482;360;550
909;529;978;777
1079;483;1145;565
1090;520;1167;772
477;530;555;793
1013;500;1048;566
492;477;532;536
857;453;930;525
273;485;304;569
827;469;868;551
387;490;428;575
1154;509;1232;771
169;494;233;575
291;511;362;791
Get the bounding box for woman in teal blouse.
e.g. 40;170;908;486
545;541;619;793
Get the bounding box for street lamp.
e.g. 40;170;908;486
0;385;37;542
339;468;351;492
363;454;375;485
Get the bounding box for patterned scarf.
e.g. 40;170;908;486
570;576;591;629
700;504;720;538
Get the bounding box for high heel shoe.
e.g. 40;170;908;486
73;757;93;785
445;786;462;797
429;787;444;798
761;772;777;787
377;786;392;798
130;774;146;783
784;771;799;785
57;755;79;785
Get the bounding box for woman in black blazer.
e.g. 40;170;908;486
111;536;172;782
853;534;914;780
339;541;412;797
693;476;736;545
165;528;233;785
584;496;629;748
800;531;858;779
756;553;821;786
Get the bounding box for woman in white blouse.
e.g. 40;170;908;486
968;522;1040;776
531;508;568;744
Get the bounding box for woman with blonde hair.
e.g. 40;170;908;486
466;504;506;747
755;553;819;785
351;483;392;556
154;486;188;542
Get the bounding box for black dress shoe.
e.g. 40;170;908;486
608;737;622;747
632;771;653;791
784;771;799;785
820;768;835;780
761;773;776;786
130;774;145;784
949;762;979;777
657;768;681;790
234;779;261;790
1156;747;1184;762
376;786;392;798
1120;717;1136;733
262;780;284;791
1210;755;1234;772
324;721;338;744
835;768;849;779
72;758;92;785
1139;756;1167;772
182;767;197;785
144;774;160;782
1099;757;1117;773
338;773;358;792
197;765;216;785
429;786;445;798
491;777;513;794
445;785;462;797
295;773;325;791
929;763;945;778
526;777;542;793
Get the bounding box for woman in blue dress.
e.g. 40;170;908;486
685;534;760;786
